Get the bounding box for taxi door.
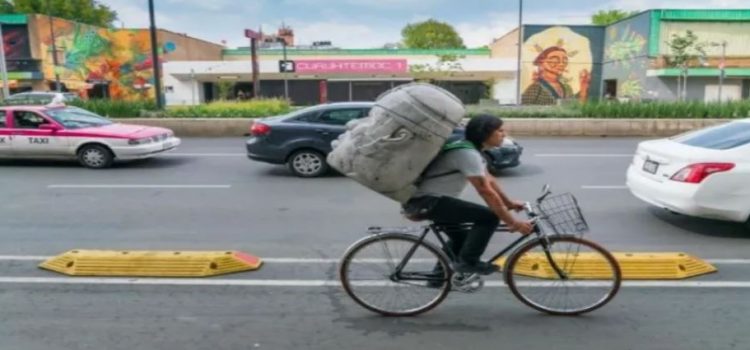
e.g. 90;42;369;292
10;110;69;156
0;109;11;156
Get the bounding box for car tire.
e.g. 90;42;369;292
78;144;114;169
287;149;329;178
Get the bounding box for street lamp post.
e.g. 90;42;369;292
717;41;727;102
277;37;289;100
515;0;523;105
148;0;164;109
0;22;10;99
47;0;61;92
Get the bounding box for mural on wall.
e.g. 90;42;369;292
521;27;593;105
2;25;32;59
605;25;647;99
39;18;171;100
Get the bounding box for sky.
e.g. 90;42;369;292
98;0;749;49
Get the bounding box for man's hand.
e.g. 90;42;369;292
509;220;534;235
507;200;525;212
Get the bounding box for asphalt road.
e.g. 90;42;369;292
1;137;749;350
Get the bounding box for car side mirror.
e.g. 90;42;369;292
39;123;62;131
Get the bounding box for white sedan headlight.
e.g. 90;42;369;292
128;137;154;145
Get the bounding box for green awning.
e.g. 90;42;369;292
0;14;28;25
647;68;750;77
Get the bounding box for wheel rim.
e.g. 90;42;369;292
506;237;620;315
82;149;106;167
341;236;450;316
292;153;322;175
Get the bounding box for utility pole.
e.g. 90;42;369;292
0;23;10;99
148;0;163;108
245;29;262;99
47;0;61;91
515;0;523;105
718;41;726;102
280;38;288;100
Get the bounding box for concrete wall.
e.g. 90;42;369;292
158;30;224;61
490;28;520;59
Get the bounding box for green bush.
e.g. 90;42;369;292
468;100;750;119
70;99;158;118
164;99;291;118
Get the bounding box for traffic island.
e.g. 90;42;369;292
39;250;262;277
495;252;716;280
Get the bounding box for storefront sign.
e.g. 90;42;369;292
295;59;408;74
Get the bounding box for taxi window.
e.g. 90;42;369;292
13;111;48;129
46;107;113;129
0;110;6;128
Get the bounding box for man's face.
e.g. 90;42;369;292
541;50;568;76
484;126;505;149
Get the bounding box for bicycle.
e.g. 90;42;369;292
339;185;622;317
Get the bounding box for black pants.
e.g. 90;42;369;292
406;196;499;264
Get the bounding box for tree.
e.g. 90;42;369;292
591;10;639;25
3;0;117;27
664;30;707;101
401;19;465;49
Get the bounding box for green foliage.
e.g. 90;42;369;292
164;99;291;118
468;101;750;119
69;99;158;118
216;81;235;100
591;10;640;25
4;0;117;27
401;19;465;49
665;30;706;68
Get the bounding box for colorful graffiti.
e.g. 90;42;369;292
521;27;593;105
605;25;647;99
39;18;166;100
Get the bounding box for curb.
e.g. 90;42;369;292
113;118;735;138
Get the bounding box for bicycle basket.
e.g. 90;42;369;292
536;193;589;235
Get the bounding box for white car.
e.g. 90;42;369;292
626;119;750;229
0;102;181;168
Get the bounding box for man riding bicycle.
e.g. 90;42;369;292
403;115;534;275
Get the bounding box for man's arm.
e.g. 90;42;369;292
486;174;523;210
467;176;519;229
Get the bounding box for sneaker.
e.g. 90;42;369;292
453;261;500;275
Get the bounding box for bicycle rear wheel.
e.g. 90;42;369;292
504;235;621;315
339;233;451;317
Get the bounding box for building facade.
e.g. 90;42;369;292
163;48;518;106
490;9;750;104
0;13;223;99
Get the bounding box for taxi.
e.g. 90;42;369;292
0;98;181;168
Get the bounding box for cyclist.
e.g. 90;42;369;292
402;115;534;275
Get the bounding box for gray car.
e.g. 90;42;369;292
245;102;522;177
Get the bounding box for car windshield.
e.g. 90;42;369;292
45;107;114;129
672;122;750;150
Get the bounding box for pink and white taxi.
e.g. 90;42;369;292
0;102;180;168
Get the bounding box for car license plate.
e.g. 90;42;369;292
643;160;659;174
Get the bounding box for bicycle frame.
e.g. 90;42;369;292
389;202;569;282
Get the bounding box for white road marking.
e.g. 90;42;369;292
581;185;629;190
163;153;245;157
2;256;750;264
0;277;749;288
47;185;232;189
535;154;632;158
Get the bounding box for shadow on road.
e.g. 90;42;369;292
648;207;749;238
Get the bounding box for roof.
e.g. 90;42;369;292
223;48;490;57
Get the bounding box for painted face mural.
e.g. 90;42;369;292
521;27;593;105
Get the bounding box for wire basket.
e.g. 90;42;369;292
536;193;589;235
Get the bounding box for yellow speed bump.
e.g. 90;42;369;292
39;250;262;277
494;252;716;280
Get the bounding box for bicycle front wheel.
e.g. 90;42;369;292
339;233;451;317
504;235;621;315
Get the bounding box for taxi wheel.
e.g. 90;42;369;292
78;145;114;169
287;149;328;178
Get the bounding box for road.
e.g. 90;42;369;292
1;137;748;350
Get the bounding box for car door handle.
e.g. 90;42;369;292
315;129;331;135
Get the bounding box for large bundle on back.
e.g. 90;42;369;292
327;83;465;203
